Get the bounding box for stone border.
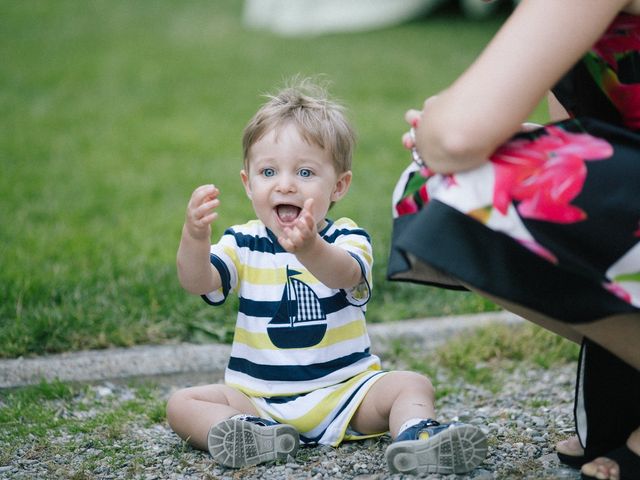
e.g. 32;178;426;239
0;311;522;388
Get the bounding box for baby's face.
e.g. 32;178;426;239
241;123;349;238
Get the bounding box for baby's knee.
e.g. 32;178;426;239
393;371;435;396
166;388;192;424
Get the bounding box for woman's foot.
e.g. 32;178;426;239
556;435;588;468
581;427;640;480
557;435;584;457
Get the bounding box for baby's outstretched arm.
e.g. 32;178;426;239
177;184;222;295
279;198;362;290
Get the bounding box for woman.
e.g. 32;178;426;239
389;1;640;479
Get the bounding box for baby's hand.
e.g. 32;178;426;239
278;198;318;254
184;184;220;240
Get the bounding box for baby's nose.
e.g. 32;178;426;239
276;174;297;192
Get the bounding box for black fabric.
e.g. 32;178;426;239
552;61;622;126
390;200;638;324
579;339;640;458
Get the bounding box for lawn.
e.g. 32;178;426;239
0;1;549;357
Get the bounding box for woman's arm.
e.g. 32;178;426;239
547;91;570;122
414;0;630;173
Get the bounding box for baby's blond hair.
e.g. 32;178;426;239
242;77;356;174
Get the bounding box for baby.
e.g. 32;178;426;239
166;78;487;476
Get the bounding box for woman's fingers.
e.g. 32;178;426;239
404;109;422;127
402;131;415;149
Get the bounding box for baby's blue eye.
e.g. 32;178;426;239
263;168;275;177
299;168;312;178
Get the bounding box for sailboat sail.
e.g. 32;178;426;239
267;267;327;348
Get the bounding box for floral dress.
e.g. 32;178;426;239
388;13;640;326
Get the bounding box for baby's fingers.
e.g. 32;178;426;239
299;199;316;229
278;228;296;252
185;184;221;233
188;195;219;221
197;211;218;226
190;184;219;207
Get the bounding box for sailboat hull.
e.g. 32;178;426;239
267;267;328;349
267;324;327;349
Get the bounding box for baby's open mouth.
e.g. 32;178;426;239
276;204;301;223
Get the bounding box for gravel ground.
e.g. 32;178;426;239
1;361;582;479
0;313;584;479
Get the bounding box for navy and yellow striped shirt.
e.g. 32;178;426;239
203;218;381;397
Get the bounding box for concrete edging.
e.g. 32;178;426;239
0;311;522;388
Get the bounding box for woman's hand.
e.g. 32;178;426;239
401;96;439;167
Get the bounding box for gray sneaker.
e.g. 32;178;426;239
207;416;299;468
385;419;487;475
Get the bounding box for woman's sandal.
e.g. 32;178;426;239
557;451;592;469
580;445;640;480
556;437;597;469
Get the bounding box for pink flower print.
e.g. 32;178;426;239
518;238;558;264
396;194;419;216
603;281;632;303
418;184;429;203
589;15;640;128
491;126;613;223
442;174;458;189
593;14;640;68
603;75;640;129
395;166;433;217
395;184;429;216
418;166;434;178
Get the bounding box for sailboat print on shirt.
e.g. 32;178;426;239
267;266;327;349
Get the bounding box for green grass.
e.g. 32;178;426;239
387;322;580;395
0;379;164;441
0;378;169;478
0;1;550;357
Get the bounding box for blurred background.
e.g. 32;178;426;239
0;0;547;358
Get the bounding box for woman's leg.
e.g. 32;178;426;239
578;339;640;479
575;339;640;452
576;314;640;371
467;284;640;476
349;371;435;438
166;384;259;450
465;283;640;372
463;283;584;344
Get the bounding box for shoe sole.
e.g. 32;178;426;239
207;418;299;468
386;424;488;475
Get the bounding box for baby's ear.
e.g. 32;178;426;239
240;170;252;199
331;170;352;202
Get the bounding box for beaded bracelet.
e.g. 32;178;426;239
409;128;425;168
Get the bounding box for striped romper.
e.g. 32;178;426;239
202;217;388;445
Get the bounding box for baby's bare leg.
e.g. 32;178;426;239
350;371;435;438
166;384;259;450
